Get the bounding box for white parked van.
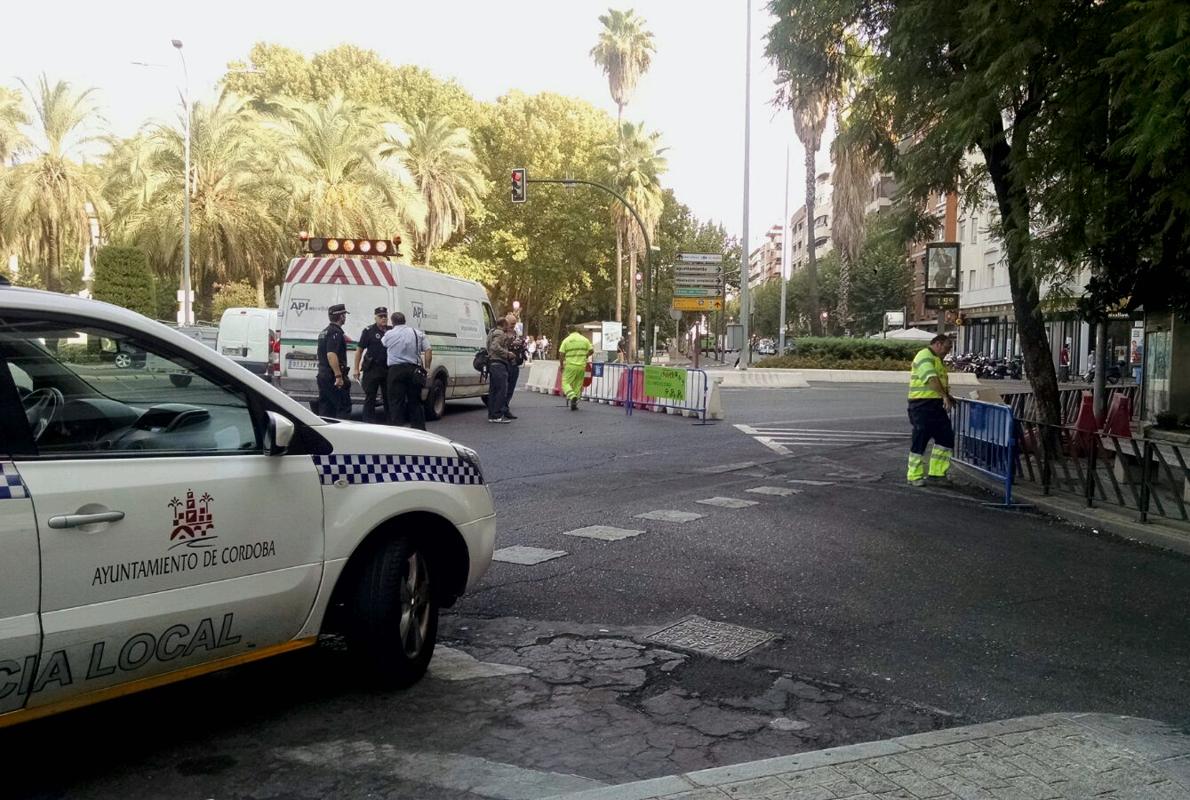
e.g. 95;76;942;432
216;307;279;380
277;246;494;419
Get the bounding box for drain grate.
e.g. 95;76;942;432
646;615;777;660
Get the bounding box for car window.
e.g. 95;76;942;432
0;316;261;458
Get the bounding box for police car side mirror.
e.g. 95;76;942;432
264;411;295;456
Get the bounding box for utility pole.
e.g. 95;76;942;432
779;145;790;354
739;0;753;369
172;39;192;325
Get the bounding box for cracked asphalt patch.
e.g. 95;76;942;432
5;615;952;800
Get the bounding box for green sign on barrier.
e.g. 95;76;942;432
643;366;687;402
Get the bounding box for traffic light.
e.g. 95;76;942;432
511;168;527;203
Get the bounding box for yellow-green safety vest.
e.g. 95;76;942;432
908;347;948;400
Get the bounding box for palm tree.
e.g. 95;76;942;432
0;75;106;292
270;94;426;250
106;93;283;316
830;134;873;333
791;88;830;336
766;1;857;336
605;120;667;357
591;8;656;322
380;114;485;266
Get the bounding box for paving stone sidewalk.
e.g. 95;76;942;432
546;713;1190;800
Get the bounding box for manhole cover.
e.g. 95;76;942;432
646;616;776;660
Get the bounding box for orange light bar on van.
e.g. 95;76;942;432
300;236;401;257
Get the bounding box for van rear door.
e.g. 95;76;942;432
279;257;395;383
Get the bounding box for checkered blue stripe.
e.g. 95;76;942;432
0;461;28;500
312;454;484;487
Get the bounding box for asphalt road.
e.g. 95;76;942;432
7;381;1190;800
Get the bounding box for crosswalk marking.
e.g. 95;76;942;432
735;424;904;456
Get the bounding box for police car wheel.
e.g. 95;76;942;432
349;536;437;687
425;377;447;421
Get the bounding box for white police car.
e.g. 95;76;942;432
0;286;495;727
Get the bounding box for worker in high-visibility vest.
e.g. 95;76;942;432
558;326;594;411
907;334;956;486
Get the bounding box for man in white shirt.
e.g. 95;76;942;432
382;312;431;430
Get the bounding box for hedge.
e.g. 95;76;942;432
755;355;913;371
782;337;924;361
92;246;154;316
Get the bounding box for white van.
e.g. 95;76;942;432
216;307;279;380
277;251;494;419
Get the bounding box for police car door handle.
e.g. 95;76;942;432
47;511;126;530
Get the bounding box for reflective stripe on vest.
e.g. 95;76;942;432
908;348;948;399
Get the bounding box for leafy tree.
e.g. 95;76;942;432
92;245;154;315
0;86;28;166
765;0;1131;424
591;8;656;323
225;43;478;128
465;91;618;338
0;75;107;292
381;114;487;266
212;280;260;317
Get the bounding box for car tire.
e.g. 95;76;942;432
424;376;447;421
114;352;132;369
169;374;193;388
347;536;437;688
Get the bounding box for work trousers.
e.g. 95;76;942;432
387;363;426;430
907;399;954;480
562;362;586;401
361;364;389;423
503;362;520;415
487;361;510;419
316;372;351;419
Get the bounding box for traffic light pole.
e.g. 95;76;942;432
526;177;656;364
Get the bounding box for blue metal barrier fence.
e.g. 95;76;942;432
952;399;1017;506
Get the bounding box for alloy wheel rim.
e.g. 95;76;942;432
398;552;431;658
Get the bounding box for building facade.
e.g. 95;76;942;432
747;224;785;288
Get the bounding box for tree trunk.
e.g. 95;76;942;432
255;272;266;308
615;225;623;323
628;250;638;361
1093;320;1108;418
46;220;61;293
804;144;822;336
423;241;433;268
981;136;1061;426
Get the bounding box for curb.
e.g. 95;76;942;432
544;713;1190;800
954;463;1190;557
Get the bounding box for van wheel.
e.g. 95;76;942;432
347;537;437;688
424;376;447;421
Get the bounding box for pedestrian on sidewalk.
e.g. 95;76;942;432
382;311;430;430
502;314;528;420
485;316;516;423
558;326;594;411
526;336;537;362
907;333;956;486
353;306;390;424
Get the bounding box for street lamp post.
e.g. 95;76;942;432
739;0;753;369
172;39;192;325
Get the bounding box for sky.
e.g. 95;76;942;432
2;0;830;253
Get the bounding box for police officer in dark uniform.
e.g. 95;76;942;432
316;303;351;418
353;306;390;423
